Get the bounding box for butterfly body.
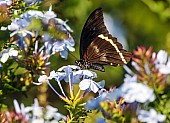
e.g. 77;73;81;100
75;59;105;72
76;8;131;72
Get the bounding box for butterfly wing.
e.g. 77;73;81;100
83;34;131;66
79;8;131;70
80;8;109;59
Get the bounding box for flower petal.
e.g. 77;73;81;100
38;75;49;83
79;79;91;90
1;52;9;63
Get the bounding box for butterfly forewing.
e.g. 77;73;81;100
80;8;109;59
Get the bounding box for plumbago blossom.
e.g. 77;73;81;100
4;99;66;123
1;5;75;60
83;46;169;123
0;0;40;6
35;65;105;122
0;0;12;5
155;50;170;74
1;1;170;122
122;46;169;122
120;81;155;103
0;4;75;99
36;65;105;96
0;48;18;63
122;67;155;103
138;109;166;123
0;2;76;121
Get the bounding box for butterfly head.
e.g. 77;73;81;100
75;59;90;69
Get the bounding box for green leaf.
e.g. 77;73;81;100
14;67;26;75
4;83;19;92
8;62;18;70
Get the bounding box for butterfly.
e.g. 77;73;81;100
75;8;132;72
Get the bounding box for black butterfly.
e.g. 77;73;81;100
75;8;131;72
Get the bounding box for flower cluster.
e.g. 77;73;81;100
1;1;170;122
1;5;74;60
0;0;75;112
83;46;169;123
37;65;105;98
36;65;105;122
1;99;66;123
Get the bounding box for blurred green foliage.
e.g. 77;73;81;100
1;0;170;119
46;0;170;87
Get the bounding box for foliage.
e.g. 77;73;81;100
0;0;170;123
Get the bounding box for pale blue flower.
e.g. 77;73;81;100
138;108;166;123
0;0;12;5
1;18;32;37
32;99;43;117
97;117;106;123
27;10;44;18
0;5;75;60
0;63;2;70
49;71;66;83
57;65;96;84
85;92;107;110
1;6;55;37
52;41;69;59
12;99;29;120
124;74;137;83
75;69;97;79
37;75;49;84
55;18;73;32
132;61;140;71
123;65;135;75
37;65;101;97
24;0;41;5
35;71;65;88
144;62;151;76
42;33;51;42
85;89;121;110
0;48;18;63
13;99;22;113
32;119;44;123
123;65;138;83
45;105;58;120
12;99;66;122
120;82;155;103
155;50;170;74
52;37;75;59
155;50;168;64
41;33;75;60
79;79;104;93
6;20;20;30
105;88;122;101
43;5;56;24
10;29;33;37
58;65;80;73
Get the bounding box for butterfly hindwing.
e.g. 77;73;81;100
83;34;131;66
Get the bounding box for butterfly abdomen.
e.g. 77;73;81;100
75;60;105;72
91;63;105;72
